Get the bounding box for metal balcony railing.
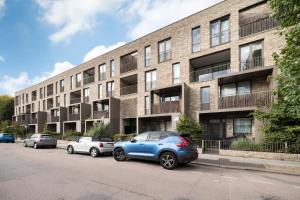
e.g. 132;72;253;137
121;84;137;95
218;91;273;109
240;56;264;71
83;75;95;85
200;103;210;111
47;89;53;97
152;101;181;114
106;91;115;97
47;103;53;110
31;118;37;124
70;97;81;104
120;61;137;73
69;113;80;121
190;63;230;83
93;110;109;119
51;116;59;122
240;17;279;38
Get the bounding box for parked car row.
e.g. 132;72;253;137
19;131;199;170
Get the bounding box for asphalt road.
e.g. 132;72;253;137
0;143;300;200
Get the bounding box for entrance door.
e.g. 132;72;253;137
207;119;223;140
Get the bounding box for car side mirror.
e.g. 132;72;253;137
130;138;137;143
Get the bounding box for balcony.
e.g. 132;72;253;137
240;17;279;38
69;114;80;121
106;91;115;97
159;50;171;63
93;110;109;119
83;75;94;85
31;118;37;124
120;52;138;74
51;116;59;122
121;85;137;95
191;63;230;83
218;91;273;109
240;56;264;71
152;101;181;114
70;97;81;104
201;103;210;111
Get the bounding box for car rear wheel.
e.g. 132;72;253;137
67;146;74;154
114;148;126;161
23;142;27;147
160;152;178;170
33;143;38;149
90;148;99;157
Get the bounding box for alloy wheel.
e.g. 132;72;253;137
114;149;126;161
90;148;98;157
160;152;178;170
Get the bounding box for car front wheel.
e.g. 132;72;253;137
160;152;178;170
67;146;74;154
90;148;99;157
33;143;38;149
113;148;126;161
23;142;27;147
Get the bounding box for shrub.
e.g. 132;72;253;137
63;131;83;141
176;114;203;146
84;122;111;137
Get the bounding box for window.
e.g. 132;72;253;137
148;132;161;141
71;106;79;115
71;76;75;90
31;103;35;112
240;41;263;71
172;63;180;84
234;118;252;135
83;88;90;103
145;46;151;67
210;16;230;47
98;84;103;99
110;60;115;77
161;96;179;102
106;81;114;97
76;73;82;87
42;100;45;111
55;82;58;94
38;101;40;111
145;70;156;91
220;81;251;97
56;96;60;107
158;39;171;62
64;94;66;106
99;64;106;81
145;96;150;115
26;94;28;103
201;87;210;110
60;80;64;92
133;133;148;141
192;26;201;52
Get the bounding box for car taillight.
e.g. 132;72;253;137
99;143;104;148
176;136;189;147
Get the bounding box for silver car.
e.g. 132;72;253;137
67;136;114;157
24;134;57;149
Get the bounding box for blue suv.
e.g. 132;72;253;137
113;131;198;169
0;133;15;143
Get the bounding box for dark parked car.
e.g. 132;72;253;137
0;133;15;143
113;131;198;170
24;134;57;149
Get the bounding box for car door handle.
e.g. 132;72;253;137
158;143;163;145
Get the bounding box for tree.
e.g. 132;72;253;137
253;0;300;153
176;114;203;146
0;95;14;121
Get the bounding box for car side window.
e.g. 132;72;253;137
31;134;37;139
148;132;161;141
79;137;91;142
134;133;148;142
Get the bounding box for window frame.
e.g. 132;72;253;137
158;38;171;63
172;63;181;84
210;15;230;47
144;46;151;67
192;26;201;53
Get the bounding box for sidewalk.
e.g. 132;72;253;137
193;153;300;175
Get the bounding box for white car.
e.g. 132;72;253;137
66;136;114;157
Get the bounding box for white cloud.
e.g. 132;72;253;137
35;0;124;43
0;0;5;17
83;41;126;62
122;0;223;39
0;61;74;95
0;55;5;63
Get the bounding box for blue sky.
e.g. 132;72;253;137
0;0;222;96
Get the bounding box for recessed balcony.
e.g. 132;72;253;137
120;51;138;74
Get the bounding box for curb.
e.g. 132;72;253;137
192;160;300;176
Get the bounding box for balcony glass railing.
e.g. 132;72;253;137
191;63;230;83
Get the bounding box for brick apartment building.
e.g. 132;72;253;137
12;0;283;141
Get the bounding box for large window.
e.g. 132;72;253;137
83;88;90;103
76;73;82;87
145;46;151;67
172;63;180;84
240;41;263;71
145;96;150;115
145;70;157;91
220;81;250;97
210;16;230;47
106;81;114;97
99;64;106;81
98;84;103;99
60;80;64;92
201;87;210;110
158;39;171;62
71;75;75;90
110;60;115;77
234;118;252;135
192;26;201;52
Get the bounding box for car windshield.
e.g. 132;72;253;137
92;137;112;142
40;135;52;138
